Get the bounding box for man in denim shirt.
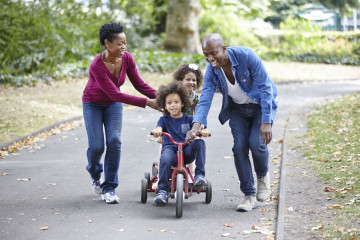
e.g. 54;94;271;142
186;33;278;212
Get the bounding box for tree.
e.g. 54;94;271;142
318;0;360;15
163;0;201;54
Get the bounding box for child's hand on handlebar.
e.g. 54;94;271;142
157;136;164;144
200;129;211;138
152;127;163;138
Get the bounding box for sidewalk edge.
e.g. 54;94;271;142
275;114;291;240
0;115;83;150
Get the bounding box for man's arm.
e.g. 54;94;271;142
247;49;274;145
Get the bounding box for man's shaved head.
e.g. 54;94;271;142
202;33;229;69
202;33;225;48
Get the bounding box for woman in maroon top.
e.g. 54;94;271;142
82;22;157;204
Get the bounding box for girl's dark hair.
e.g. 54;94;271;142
156;82;192;116
172;64;204;90
99;22;124;46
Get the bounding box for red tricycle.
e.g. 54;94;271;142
141;132;212;218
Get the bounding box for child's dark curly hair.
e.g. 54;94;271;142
172;64;204;90
99;22;124;46
156;82;192;116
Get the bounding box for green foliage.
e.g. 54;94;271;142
1;0;359;87
259;17;360;65
265;0;311;28
199;5;262;49
132;50;207;73
319;0;360;15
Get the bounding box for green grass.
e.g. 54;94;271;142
304;93;360;239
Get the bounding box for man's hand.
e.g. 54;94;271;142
152;127;163;138
186;122;202;142
260;123;272;145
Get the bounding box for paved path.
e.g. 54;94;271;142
1;80;359;240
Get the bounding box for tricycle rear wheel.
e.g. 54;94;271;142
141;178;148;203
205;180;212;203
144;172;151;188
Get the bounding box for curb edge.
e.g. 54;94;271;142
0;115;83;151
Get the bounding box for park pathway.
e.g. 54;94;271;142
0;80;359;240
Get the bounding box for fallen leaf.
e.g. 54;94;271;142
311;223;323;231
220;233;230;237
146;229;153;231
1;173;9;176
324;186;335;192
278;139;283;143
328;204;344;209
159;229;166;232
17;178;31;181
40;227;48;231
346;181;355;185
223;223;234;227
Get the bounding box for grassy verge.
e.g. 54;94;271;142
0;61;359;148
304;93;360;239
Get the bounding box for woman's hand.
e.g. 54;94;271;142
200;129;211;138
146;99;157;109
152;127;163;138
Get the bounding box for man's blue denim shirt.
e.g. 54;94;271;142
193;47;278;126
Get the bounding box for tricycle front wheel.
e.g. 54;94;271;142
176;174;184;218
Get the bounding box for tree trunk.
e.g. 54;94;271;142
163;0;201;54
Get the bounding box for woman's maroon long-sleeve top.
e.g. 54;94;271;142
82;51;156;107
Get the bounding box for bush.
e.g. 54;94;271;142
258;18;360;65
132;50;207;73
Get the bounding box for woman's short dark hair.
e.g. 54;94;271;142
156;82;191;116
99;22;124;46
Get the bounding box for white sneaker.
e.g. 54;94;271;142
236;196;257;212
101;191;119;204
91;179;102;195
257;173;270;201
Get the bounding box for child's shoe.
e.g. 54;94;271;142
194;174;207;190
153;190;167;207
101;190;119;204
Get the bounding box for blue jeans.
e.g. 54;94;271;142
229;103;269;196
158;139;206;192
83;102;123;193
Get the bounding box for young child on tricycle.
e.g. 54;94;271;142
152;63;204;190
151;81;210;207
